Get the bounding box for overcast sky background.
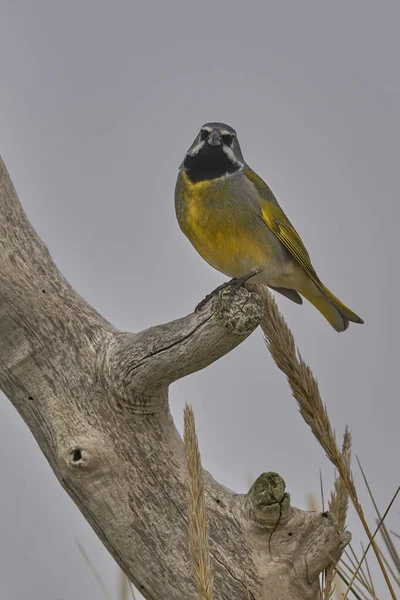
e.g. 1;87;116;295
1;1;399;598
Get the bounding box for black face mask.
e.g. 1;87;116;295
184;144;240;183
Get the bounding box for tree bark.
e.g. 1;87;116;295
0;156;350;600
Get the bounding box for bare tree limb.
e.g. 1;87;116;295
104;285;264;401
0;155;350;599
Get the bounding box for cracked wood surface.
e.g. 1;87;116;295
0;155;350;599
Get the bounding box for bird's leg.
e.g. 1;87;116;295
195;268;262;312
227;267;263;293
195;281;233;313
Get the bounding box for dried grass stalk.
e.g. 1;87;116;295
342;487;400;599
118;568;130;600
323;431;351;599
184;404;214;600
253;285;396;600
357;456;400;575
329;431;351;533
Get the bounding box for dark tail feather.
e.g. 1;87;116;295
269;286;303;305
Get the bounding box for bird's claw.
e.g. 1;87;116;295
195;268;262;312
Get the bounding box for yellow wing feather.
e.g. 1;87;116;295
245;168;364;329
244;168;322;288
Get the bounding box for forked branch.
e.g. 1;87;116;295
0;156;349;599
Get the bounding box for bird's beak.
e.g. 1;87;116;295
207;129;223;146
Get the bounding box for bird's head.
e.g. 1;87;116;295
182;122;245;183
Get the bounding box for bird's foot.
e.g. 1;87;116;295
195;280;234;313
195;268;262;313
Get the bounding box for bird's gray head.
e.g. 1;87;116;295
182;122;245;183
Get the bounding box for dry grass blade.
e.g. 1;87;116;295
334;586;343;600
340;557;371;595
320;469;326;512
343;486;400;599
357;456;400;575
118;568;130;600
118;568;137;600
254;285;397;600
184;404;214;600
323;432;351;599
361;544;377;599
345;546;371;591
128;580;137;600
75;539;113;600
329;431;351;533
378;524;400;579
375;542;400;587
341;546;378;599
336;568;369;600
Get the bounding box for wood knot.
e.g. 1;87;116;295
69;446;87;468
247;471;291;528
58;433;113;480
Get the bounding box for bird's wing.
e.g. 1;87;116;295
244;168;321;286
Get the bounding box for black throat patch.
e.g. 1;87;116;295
184;145;241;183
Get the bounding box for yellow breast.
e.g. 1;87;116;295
178;172;267;278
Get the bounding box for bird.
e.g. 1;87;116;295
175;122;364;332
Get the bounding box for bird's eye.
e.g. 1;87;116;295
222;134;234;146
200;130;209;141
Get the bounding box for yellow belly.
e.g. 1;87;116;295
182;180;267;278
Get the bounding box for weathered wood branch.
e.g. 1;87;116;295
0;156;350;599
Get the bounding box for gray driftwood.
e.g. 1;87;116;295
0;156;350;599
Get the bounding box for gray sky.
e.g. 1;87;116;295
1;1;399;598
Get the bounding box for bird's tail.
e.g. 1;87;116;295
300;282;364;332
